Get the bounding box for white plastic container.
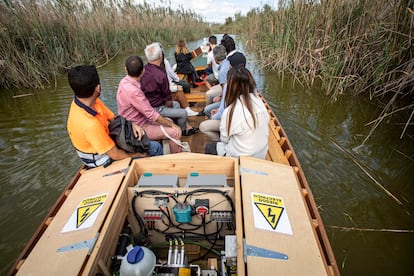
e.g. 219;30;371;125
120;246;156;276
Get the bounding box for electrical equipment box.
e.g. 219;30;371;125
135;173;178;188
185;172;227;187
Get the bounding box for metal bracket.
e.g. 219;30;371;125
102;167;129;177
57;233;99;255
239;167;268;176
244;239;288;262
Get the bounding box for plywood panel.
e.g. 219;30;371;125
16;159;131;276
239;156;328;276
131;153;236;180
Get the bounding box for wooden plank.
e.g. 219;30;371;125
184;91;206;103
130;153;236;180
267;124;289;165
83;168;131;275
191;46;203;58
239;156;328;275
16;159;131;276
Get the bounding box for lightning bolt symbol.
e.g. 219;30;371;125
80;207;90;224
267;207;276;223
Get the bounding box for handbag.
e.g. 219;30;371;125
108;115;150;153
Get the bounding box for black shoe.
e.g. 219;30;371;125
195;78;203;83
197;110;205;116
192;83;198;88
182;127;199;136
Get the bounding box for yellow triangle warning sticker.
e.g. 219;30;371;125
77;203;103;228
251;193;292;235
254;203;284;230
62;193;108;233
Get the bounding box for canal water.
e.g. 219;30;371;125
1;36;413;275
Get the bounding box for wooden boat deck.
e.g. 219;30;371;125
7;52;340;276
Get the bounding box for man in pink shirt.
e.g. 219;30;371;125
117;55;183;153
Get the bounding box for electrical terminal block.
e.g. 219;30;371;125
143;209;163;221
211;211;233;222
154;197;169;207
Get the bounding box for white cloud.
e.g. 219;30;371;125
137;0;265;24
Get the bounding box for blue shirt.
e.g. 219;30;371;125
212;84;227;120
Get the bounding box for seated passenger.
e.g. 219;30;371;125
205;66;270;159
174;39;202;88
141;42;198;136
199;46;243;142
162;54;198;116
67;65;162;168
205;35;219;89
117;56;184;154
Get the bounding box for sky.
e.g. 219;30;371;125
139;0;273;24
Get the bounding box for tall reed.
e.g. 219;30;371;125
0;0;209;89
226;0;414;141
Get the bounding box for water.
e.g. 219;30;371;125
1;36;413;275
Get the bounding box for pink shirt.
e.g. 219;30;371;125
117;75;160;126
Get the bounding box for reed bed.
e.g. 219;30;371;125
0;0;209;89
226;0;414;141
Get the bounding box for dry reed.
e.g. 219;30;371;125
225;0;414;141
0;0;209;89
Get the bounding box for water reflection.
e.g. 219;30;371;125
0;36;413;275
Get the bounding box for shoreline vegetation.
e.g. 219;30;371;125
0;0;209;89
1;0;412;141
224;0;413;142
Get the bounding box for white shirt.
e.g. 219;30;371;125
164;59;179;92
207;48;219;79
217;94;270;159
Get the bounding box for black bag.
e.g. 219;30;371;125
108;115;149;153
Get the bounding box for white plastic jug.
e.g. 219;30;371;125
120;245;156;276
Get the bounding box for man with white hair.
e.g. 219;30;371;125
141;42;198;136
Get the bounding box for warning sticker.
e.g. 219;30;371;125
62;193;108;233
251;193;292;235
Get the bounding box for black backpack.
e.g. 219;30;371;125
108;115;150;153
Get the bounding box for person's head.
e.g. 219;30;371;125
225;65;257;134
213;45;227;64
209;36;217;46
175;39;189;54
228;52;246;68
220;35;235;54
144;42;163;63
125;56;144;77
68;65;100;98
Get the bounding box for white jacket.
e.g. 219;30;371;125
217;94;269;159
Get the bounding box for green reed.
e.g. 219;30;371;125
226;0;413;141
0;0;209;89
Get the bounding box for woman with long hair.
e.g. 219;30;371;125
174;39;202;87
205;65;270;159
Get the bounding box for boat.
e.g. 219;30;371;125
7;47;340;276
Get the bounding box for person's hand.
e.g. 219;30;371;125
170;123;181;135
213;95;221;103
165;101;173;107
211;109;218;116
131;122;144;140
132;152;148;159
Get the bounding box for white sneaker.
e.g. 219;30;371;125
185;107;198;116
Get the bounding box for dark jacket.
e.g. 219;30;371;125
175;52;194;74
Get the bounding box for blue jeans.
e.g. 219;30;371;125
204;102;220;118
154;101;188;131
147;141;163;156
